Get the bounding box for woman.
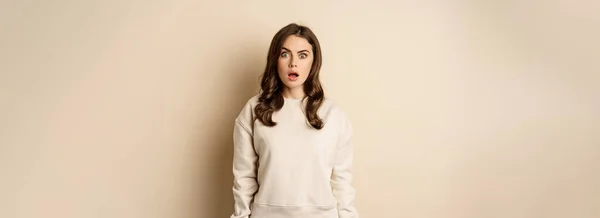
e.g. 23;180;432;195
230;23;359;218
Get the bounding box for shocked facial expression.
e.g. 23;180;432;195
277;35;314;92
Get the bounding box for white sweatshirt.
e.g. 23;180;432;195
230;95;359;218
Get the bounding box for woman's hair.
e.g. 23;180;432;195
254;23;325;129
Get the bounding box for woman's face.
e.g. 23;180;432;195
277;35;314;92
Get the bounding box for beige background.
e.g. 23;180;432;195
1;0;599;218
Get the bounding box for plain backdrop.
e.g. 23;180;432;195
1;0;599;218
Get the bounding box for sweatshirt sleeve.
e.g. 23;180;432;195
331;111;359;218
230;108;259;218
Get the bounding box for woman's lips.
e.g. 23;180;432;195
288;72;299;81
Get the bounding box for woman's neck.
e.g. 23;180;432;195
282;87;305;99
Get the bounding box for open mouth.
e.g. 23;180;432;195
288;72;299;80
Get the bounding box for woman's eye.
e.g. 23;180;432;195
299;53;307;59
280;52;289;58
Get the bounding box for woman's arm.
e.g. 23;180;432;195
230;118;259;218
331;112;359;218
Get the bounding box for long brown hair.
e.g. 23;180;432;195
254;23;325;129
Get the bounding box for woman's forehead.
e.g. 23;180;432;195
281;35;312;51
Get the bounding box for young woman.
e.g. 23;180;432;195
230;23;359;218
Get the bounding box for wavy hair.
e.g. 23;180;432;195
254;23;325;129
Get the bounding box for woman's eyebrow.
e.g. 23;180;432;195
282;47;310;53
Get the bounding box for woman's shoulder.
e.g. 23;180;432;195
245;94;261;106
320;97;350;121
322;96;347;111
235;94;260;126
320;97;352;135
